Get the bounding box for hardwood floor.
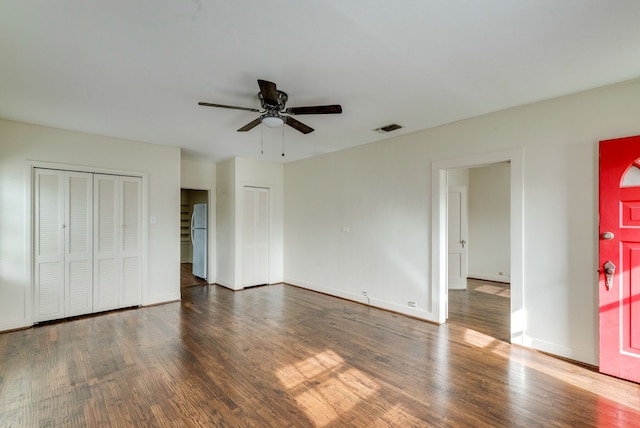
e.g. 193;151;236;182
180;262;208;289
1;284;640;427
448;278;510;342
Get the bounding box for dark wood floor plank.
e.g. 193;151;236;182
181;262;208;289
1;283;640;427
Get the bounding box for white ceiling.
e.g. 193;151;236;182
2;1;640;163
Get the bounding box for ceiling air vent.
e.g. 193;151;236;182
374;123;402;133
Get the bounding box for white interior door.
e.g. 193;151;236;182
243;187;269;287
448;186;468;290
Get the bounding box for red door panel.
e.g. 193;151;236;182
599;135;640;383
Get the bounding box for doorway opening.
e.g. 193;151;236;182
181;188;209;290
432;148;524;346
446;164;511;342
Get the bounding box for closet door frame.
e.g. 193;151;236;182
27;161;148;325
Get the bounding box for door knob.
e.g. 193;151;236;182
461;239;466;248
603;260;615;290
602;232;614;240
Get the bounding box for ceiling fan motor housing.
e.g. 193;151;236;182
258;90;288;112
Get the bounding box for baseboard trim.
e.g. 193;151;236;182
468;273;511;284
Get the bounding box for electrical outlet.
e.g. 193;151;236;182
499;272;504;276
408;301;416;308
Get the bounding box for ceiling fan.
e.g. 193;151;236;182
198;79;342;134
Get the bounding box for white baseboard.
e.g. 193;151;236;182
144;292;181;306
284;278;437;323
468;273;511;283
525;336;597;366
0;317;32;332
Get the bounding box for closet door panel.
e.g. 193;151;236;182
242;187;258;287
94;175;119;312
34;170;65;321
65;172;93;317
120;177;141;307
242;187;269;287
256;188;270;284
36;263;63;320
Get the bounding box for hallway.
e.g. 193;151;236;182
448;278;510;342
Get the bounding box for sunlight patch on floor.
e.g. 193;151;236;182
276;350;380;427
475;284;510;298
463;327;501;348
462;327;640;412
493;345;640;412
463;326;624;404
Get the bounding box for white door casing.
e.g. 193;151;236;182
432;149;523;346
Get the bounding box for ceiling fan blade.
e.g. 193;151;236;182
258;79;279;106
286;105;342;115
285;116;314;134
198;102;260;113
237;117;262;132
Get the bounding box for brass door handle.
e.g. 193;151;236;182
603;260;615;290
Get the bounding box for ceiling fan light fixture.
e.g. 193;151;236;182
262;115;284;128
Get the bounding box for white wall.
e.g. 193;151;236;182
181;159;217;282
0;119;181;331
284;78;640;365
216;159;235;288
447;169;469;188
468;164;510;282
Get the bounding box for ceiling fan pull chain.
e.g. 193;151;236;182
261;122;264;155
282;124;285;157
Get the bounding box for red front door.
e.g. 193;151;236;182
599;135;640;383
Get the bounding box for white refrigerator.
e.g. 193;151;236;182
191;203;207;279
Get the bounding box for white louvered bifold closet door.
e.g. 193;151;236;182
242;186;269;287
94;175;119;312
119;177;142;307
34;170;65;321
34;169;93;322
64;172;94;317
94;175;142;311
